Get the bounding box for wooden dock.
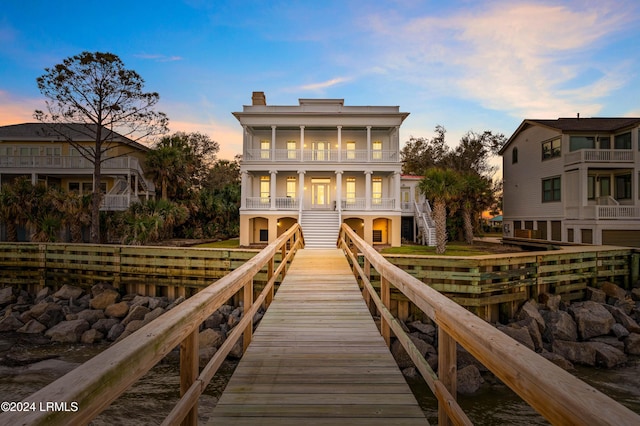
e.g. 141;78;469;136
208;248;428;425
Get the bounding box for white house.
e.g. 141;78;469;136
500;117;640;247
234;92;433;248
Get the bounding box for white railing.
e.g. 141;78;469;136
597;205;640;219
0;155;141;170
246;197;271;209
564;149;634;165
414;200;436;246
100;194;133;211
275;197;299;209
243;149;399;163
371;198;395;210
341;198;366;210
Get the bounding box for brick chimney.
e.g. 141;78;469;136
252;91;266;105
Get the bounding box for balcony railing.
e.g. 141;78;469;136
245;197;299;210
244;149;399;163
0;155;143;170
564;149;634;165
341;198;366;210
341;198;395;210
597;205;640;219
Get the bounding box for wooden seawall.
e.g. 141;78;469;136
208;249;428;425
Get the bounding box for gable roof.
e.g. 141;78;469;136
0;123;151;152
499;117;640;154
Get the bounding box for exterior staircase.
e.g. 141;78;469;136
300;210;340;249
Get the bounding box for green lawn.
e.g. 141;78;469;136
194;239;240;248
380;243;494;256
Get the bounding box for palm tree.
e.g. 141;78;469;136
458;173;493;244
418;168;461;254
0;180;20;241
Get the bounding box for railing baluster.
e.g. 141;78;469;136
438;328;456;426
180;329;199;426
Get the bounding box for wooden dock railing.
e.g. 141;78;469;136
0;224;303;426
338;223;640;426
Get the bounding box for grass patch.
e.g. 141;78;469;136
381;243;495;256
194;239;240;248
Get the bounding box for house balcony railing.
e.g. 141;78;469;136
244;149;399;163
564;149;634;165
245;197;299;210
341;198;395;210
0;155;144;170
566;204;640;220
100;194;140;211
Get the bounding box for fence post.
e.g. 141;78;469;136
381;275;391;346
180;329;199;426
243;278;254;352
438;328;456;426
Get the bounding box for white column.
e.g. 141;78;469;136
366;126;372;162
365;171;372;210
270;170;277;210
394;171;401;211
337;125;342;163
271;125;276;161
240;171;248;209
336;171;343;212
298;170;305;212
300;126;305;162
242;125;249;158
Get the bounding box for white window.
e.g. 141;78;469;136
372;141;382;160
346;141;356;160
260;140;270;159
260;176;270;203
286;177;296;198
346;177;356;203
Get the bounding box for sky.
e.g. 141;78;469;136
1;0;639;172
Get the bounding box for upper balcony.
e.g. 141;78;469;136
0;155;145;172
564;149;634;166
244;149;399;163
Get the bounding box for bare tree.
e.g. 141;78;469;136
34;51;168;243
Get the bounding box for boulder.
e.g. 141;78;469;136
166;296;185;310
90;283;117;298
45;319;90;343
35;303;64;329
92;318;120;334
516;300;545;332
90;289;120;310
589;336;625;352
34;287;52;303
76;309;105;325
81;329;104;344
408;321;436;337
603;305;640;333
568;301;615;340
107;323;125;341
204;311;225;329
457;365;483;395
17;319;47;334
402;367;418;378
497;324;535;352
105;301;130;319
122;305;150;325
123;319;145;334
610;323;630;339
53;284;84;301
0;286;16;306
586;287;607;303
457;345;489;372
391;337;435;369
601;281;627;301
199;328;225;349
0;314;24;332
631;288;640;301
541;310;578;342
613;298;635;316
131;295;151;307
148;297;167;310
228;338;244;359
589;342;627;368
624;333;640;355
143;307;165;324
539;351;574;370
539;293;562;312
551;340;596;366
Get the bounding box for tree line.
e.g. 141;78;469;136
401;125;504;254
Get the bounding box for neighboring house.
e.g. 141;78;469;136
0;123;155;211
500;117;640;247
234;92;433;248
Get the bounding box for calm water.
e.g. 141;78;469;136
1;334;639;425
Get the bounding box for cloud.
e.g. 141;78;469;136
297;77;349;92
360;1;634;118
134;54;183;62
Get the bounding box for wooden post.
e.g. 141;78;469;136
266;257;275;308
180;329;198;426
631;252;639;289
438;327;456;426
381;275;391;346
243;278;254;352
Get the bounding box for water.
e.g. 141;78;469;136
1;333;639;425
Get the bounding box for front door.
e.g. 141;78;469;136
311;178;331;209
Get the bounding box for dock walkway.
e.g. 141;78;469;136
208;248;428;425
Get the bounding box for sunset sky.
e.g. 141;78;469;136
1;0;639;171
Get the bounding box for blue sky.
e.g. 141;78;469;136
1;0;639;169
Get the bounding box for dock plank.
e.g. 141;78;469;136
208;248;428;425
